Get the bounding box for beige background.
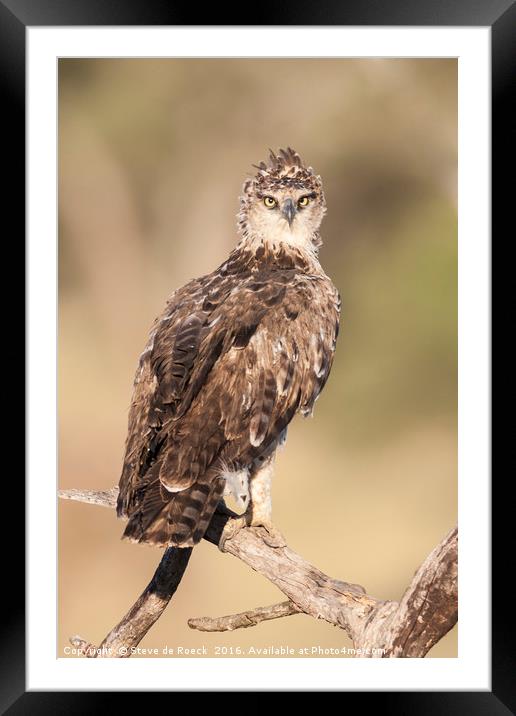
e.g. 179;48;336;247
58;59;457;658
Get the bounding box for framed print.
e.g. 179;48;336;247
9;0;506;709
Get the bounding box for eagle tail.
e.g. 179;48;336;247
122;475;225;548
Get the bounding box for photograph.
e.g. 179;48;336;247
57;57;458;660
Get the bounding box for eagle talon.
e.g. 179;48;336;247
218;512;286;551
218;515;248;552
251;520;287;549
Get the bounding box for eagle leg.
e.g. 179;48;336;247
219;454;286;550
248;453;286;547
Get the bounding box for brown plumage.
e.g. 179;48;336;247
117;148;341;547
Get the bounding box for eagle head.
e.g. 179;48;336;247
238;148;326;254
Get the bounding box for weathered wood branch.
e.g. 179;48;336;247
68;545;192;658
59;487;118;508
58;487;457;658
188;600;301;632
360;526;458;658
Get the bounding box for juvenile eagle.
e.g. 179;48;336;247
117;148;340;547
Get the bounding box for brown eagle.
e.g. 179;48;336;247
117;148;340;548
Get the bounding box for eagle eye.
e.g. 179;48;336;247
263;196;277;209
298;196;310;208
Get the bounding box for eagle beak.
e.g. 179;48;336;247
282;198;296;227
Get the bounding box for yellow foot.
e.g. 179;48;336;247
250;518;287;549
218;513;286;551
218;514;247;552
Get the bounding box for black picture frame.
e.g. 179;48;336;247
8;0;505;711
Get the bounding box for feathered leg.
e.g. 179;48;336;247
220;453;286;549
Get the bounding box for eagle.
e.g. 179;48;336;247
117;148;341;548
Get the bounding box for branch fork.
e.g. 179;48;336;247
58;487;457;658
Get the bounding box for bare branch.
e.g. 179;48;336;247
204;510;379;643
99;546;193;657
68;545;193;658
58;487;118;508
59;487;457;658
69;634;101;658
373;526;457;658
188;600;301;632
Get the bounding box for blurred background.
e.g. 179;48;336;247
58;59;457;658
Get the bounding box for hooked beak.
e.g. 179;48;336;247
281;198;296;227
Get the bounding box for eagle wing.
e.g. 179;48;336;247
117;263;340;547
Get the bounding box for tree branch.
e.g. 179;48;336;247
58;487;118;508
58;487;457;658
363;526;458;658
68;546;192;658
188;601;301;632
